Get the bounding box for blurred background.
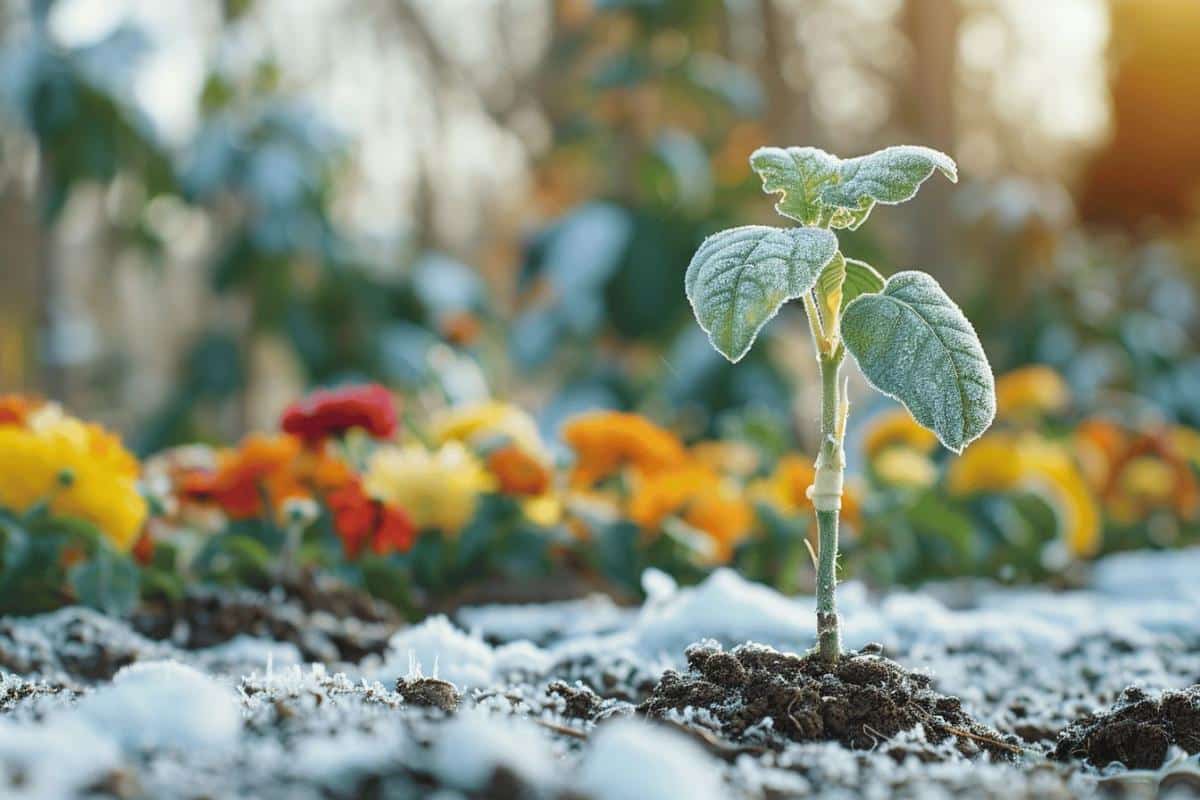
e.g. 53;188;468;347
2;0;1199;590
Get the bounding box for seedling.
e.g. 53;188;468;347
685;144;996;663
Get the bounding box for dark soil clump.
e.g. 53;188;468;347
1054;684;1200;769
547;680;603;720
639;641;1020;760
397;677;459;712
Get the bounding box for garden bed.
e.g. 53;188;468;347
1;548;1199;798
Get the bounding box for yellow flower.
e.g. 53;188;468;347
521;494;563;527
1170;426;1200;468
945;433;1025;494
948;432;1101;557
434;401;547;458
873;447;938;490
0;404;147;550
1018;438;1102;557
561;411;688;486
862;409;937;460
364;442;495;535
995;365;1070;423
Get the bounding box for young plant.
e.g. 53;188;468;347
685;145;996;663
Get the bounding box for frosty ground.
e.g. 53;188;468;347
2;550;1199;799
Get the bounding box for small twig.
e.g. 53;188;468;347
908;704;1024;756
534;718;589;741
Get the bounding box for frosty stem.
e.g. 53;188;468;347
806;295;847;664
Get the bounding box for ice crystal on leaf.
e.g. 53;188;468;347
840;271;995;453
685;225;838;362
750;145;957;230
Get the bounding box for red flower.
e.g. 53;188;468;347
328;481;415;559
281;384;398;444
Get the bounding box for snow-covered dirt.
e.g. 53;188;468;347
2;550;1200;798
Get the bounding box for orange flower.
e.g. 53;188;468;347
683;491;755;562
628;465;719;531
627;464;753;562
1076;418;1199;524
0;394;41;426
487;445;552;496
327;480;415;559
180;434;306;520
561;411;688;486
440;312;483;346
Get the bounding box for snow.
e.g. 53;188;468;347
577;719;725;800
429;710;556;790
373;614;554;690
1;547;1199;798
376;615;497;688
456;594;631;643
193;635;304;675
632;568;814;655
0;717;121;799
1092;547;1200;602
74;660;241;751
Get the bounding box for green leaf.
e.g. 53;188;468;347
841;270;995;453
748;147;840;226
750;145;957;230
841;258;885;308
69;551;140;617
685;225;838;362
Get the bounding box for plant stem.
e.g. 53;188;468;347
811;349;846;663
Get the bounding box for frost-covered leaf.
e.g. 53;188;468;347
686;225;838;362
750;145;957;230
841;270;994;452
841;258;885;308
821;146;957;229
748;147;840;226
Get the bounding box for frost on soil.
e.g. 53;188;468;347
0;548;1198;798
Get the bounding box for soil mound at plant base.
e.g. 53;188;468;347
639;641;1021;760
1054;685;1200;769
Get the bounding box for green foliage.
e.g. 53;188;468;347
841;272;995;453
750;145;957;230
840;259;886;309
0;508;139;616
688;143;989;453
685;226;838;362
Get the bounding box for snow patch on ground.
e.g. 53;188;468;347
0;717;121;798
429;709;556;790
577;719;725;800
74;660;241;751
631;568;814;656
373;614;554;690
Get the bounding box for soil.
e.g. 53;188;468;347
640;641;1022;760
131;573;400;664
2;551;1200;798
397;676;460;712
1053;684;1200;769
